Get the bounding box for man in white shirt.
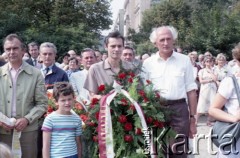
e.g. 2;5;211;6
141;26;198;158
70;48;96;105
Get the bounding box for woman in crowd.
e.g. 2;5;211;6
209;42;240;157
214;53;231;86
196;56;218;126
65;57;79;77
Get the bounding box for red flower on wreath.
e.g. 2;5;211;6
135;128;142;135
124;122;133;131
154;120;164;128
98;85;105;92
146;117;153;124
80;114;88;122
138;90;146;97
129;104;135;111
129;72;135;78
118;115;127;123
118;73;126;79
93;135;98;142
90;98;99;108
120;98;128;106
47;106;54;113
146;80;151;84
95;112;100;120
87;121;96;127
128;78;133;83
124;134;133;142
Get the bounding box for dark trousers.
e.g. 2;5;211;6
163;101;190;158
0;130;38;158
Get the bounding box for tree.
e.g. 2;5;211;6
0;0;112;57
128;0;192;55
127;0;240;57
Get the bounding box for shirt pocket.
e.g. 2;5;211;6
168;71;185;86
149;73;162;89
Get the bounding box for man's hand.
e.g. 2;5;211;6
0;121;14;132
14;118;29;132
189;118;197;138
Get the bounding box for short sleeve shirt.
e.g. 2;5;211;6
218;76;240;116
141;52;197;100
84;59;133;94
42;112;82;158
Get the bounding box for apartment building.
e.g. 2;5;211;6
113;0;161;38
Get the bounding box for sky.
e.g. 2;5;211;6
101;0;125;36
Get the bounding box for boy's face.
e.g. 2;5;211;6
57;94;74;114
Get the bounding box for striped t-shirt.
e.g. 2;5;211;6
42;112;82;158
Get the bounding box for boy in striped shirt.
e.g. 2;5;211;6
42;82;82;158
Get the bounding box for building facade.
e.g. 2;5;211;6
113;0;161;41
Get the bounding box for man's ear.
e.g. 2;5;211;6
104;44;108;51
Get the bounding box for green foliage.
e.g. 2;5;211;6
128;0;240;57
0;0;112;56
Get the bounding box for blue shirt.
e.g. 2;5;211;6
42;112;82;158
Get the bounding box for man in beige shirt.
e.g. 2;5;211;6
84;31;132;97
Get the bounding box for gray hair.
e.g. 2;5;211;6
39;42;57;54
216;53;226;61
149;26;178;44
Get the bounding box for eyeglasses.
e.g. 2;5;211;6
205;60;212;63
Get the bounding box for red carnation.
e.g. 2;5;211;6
87;121;96;127
118;73;126;79
95;112;100;120
120;98;128;106
129;72;135;78
124;134;133;142
124;122;133;131
129;104;135;111
153;120;164;128
118;115;127;123
155;92;160;98
146;117;153;124
143;97;149;102
47;106;53;113
90;98;99;108
135;128;142;135
128;78;133;83
80;114;88;122
93;135;98;142
138;90;145;97
158;121;164;128
98;85;105;92
146;80;151;84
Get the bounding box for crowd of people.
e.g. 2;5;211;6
0;25;239;158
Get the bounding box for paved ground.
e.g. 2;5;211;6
191;115;217;158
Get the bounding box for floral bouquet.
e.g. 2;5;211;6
83;67;175;158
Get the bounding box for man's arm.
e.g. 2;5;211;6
69;74;79;96
187;90;197;138
24;72;48;124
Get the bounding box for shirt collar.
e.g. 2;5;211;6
41;64;54;70
8;63;23;72
156;51;177;61
103;59;111;70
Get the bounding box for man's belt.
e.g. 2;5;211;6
163;98;186;106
